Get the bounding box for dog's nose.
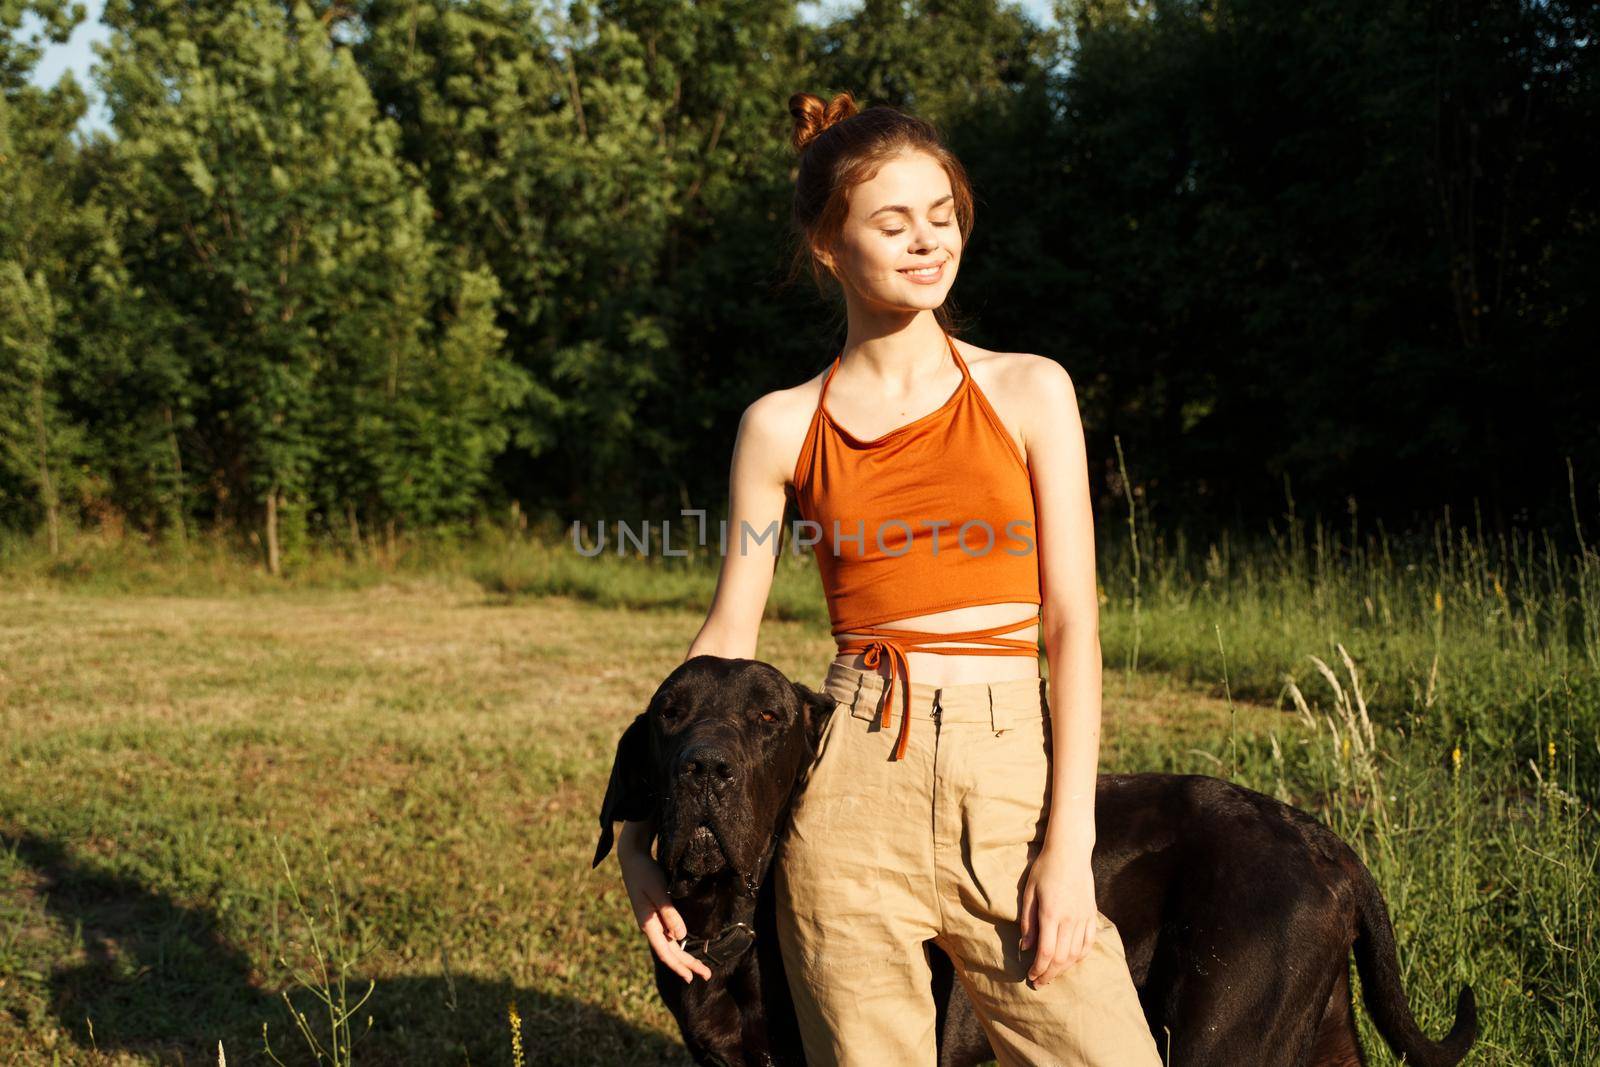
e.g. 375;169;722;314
676;743;736;786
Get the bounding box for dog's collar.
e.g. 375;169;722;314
680;921;756;967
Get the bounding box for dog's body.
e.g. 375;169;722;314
595;656;1477;1067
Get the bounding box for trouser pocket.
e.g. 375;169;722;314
957;712;1053;925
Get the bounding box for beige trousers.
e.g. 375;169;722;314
774;662;1162;1067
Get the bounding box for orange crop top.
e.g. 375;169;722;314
786;327;1043;760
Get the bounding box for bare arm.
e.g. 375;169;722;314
684;391;796;661
618;390;798;983
1014;356;1105;987
1030;359;1101;853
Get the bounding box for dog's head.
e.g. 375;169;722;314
592;655;836;897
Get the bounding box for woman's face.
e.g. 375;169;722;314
820;150;962;312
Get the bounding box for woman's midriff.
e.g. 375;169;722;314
829;600;1043;687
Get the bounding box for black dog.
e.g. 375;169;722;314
594;655;1478;1067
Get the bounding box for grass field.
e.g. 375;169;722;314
0;513;1595;1064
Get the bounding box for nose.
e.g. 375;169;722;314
676;742;736;787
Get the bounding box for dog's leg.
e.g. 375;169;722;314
928;942;992;1067
1148;914;1350;1067
1303;960;1367;1067
677;978;750;1067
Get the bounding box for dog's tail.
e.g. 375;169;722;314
1350;854;1477;1067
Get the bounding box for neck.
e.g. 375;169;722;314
838;314;951;386
672;864;766;971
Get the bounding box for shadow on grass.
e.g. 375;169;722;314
3;828;691;1065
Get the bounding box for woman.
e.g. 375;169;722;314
616;91;1161;1066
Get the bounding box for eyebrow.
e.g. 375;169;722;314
868;194;954;219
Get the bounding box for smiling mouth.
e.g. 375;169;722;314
899;261;946;280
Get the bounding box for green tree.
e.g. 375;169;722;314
0;0;88;551
99;0;526;569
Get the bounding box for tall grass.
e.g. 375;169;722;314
1091;482;1600;798
1093;472;1600;1063
262;837;376;1067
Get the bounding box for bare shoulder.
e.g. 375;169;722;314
740;367;824;442
948;339;1075;453
738;366;829;487
951;338;1071;393
1017;352;1077;405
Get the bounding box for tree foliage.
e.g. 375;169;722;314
1;0;1594;559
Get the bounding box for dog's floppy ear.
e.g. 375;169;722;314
793;682;838;753
593;712;655;869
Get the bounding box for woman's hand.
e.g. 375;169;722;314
617;820;714;984
1018;837;1098;987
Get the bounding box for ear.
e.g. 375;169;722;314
793;682;838;753
592;712;655;869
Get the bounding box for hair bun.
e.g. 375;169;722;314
788;91;860;154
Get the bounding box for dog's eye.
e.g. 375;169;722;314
756;708;778;723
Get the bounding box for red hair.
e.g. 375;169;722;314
785;90;976;332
